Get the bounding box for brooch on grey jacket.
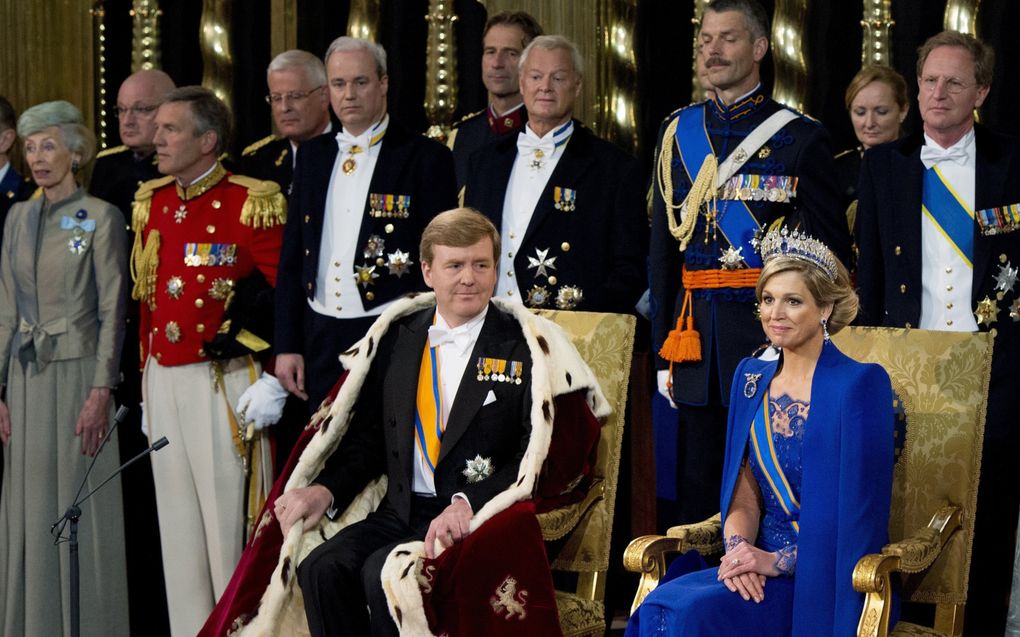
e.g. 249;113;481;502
743;373;763;399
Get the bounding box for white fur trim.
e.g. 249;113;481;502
238;293;606;636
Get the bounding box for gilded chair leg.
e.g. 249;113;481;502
934;603;965;637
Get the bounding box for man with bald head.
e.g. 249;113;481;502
87;68;176;636
91;69;176;222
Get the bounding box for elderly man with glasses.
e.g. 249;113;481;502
240;49;332;195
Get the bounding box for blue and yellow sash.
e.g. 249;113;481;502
674;106;763;268
749;392;800;534
414;338;445;475
922;166;974;268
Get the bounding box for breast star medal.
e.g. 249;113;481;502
174;204;188;223
993;262;1018;294
718;246;745;270
975;296;999;326
354;263;379;288
743;372;763;398
527;247;557;279
385;249;412;277
462;455;494;484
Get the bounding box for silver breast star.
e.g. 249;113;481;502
385;249;412;277
993;262;1018;293
718;246;745;270
527;248;558;279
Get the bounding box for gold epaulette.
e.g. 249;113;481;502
452;109;484;130
834;147;862;160
241;134;280;157
96;144;129;159
130;176;173;307
228;175;287;229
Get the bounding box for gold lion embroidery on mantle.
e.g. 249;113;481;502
490;575;528;620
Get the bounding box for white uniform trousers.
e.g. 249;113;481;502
143;356;256;637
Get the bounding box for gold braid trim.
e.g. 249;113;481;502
656;115;718;252
228;175;287;229
130;176;173;307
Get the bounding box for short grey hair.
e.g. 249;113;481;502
160;86;232;155
324;37;388;78
268;49;328;87
17;100;96;165
519;35;584;80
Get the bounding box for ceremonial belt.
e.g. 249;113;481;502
659;266;761;368
922;166;974;268
749;391;800;534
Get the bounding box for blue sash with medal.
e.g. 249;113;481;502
749;391;800;534
922;166;974;268
673;106;763;268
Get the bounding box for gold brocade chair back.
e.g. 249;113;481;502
623;326;992;637
831;326;992;637
535;309;636;637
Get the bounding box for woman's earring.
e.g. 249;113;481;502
821;317;830;341
71;159;80;173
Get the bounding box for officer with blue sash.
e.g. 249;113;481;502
650;0;848;526
856;31;1020;635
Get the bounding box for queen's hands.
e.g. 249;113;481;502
717;541;782;603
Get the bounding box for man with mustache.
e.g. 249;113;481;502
650;0;848;526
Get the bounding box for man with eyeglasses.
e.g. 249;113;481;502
90;69;176;228
240;50;332;195
856;30;1020;635
235;37;456;430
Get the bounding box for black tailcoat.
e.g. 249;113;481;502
463;120;647;314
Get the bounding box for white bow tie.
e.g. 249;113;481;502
428;325;473;353
516;134;555;159
336;131;369;156
920;144;969;169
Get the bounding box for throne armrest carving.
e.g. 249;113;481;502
623;514;723;614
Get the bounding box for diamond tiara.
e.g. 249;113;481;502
756;227;838;281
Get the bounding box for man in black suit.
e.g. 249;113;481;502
249;37;456;423
856;31;1020;635
447;11;542;189
463;34;647;314
275;208;532;637
90;69;175;226
239;49;332;195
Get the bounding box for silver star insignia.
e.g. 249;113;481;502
527;248;558;279
718;246;745;270
385;249;413;277
993;262;1018;293
174;205;187;223
363;234;385;259
462;455;494;483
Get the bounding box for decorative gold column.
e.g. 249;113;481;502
131;0;161;71
691;0;712;103
944;0;981;35
595;0;638;154
424;0;459;141
270;0;297;55
92;1;109;149
861;0;894;66
348;0;381;41
200;0;234;113
771;0;809;113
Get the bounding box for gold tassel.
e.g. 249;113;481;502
659;290;702;363
228;175;287;228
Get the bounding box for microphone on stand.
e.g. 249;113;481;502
50;404;170;637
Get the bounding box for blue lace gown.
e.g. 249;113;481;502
627;393;804;636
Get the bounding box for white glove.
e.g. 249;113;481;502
236;372;289;430
140;402;148;437
657;370;677;409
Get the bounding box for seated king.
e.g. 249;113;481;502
202;207;609;637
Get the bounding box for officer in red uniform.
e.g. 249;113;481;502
131;86;285;637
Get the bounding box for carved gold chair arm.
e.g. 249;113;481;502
537;478;606;542
854;505;962;637
624;514;723;614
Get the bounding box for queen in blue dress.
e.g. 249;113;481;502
628;229;896;636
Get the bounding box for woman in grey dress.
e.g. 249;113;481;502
0;101;129;636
